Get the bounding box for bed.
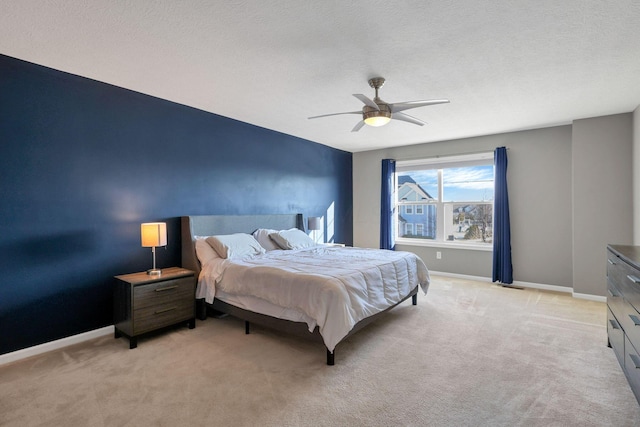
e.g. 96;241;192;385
181;214;430;365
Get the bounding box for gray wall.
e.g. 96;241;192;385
572;114;633;296
354;114;633;296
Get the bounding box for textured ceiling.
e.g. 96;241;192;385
1;1;639;152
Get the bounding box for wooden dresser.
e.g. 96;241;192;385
114;267;196;349
607;244;640;404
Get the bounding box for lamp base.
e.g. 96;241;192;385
147;269;162;276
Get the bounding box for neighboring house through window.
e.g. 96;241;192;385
397;175;436;239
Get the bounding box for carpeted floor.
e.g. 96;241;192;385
1;275;639;426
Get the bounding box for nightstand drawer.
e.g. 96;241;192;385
134;299;195;335
134;277;194;309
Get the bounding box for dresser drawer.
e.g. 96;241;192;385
608;307;625;368
616;298;640;347
624;335;640;403
608;252;640;310
134;277;195;310
608;279;627;325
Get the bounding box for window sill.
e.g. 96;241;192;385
395;238;493;252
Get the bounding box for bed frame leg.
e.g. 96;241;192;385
412;294;417;305
196;299;207;320
326;348;335;366
245;321;250;334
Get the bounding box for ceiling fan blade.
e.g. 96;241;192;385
308;111;361;119
353;94;379;110
390;99;450;113
351;120;366;132
393;112;426;126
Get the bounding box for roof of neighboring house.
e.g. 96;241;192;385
398;176;416;185
397;175;433;200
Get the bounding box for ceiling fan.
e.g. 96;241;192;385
308;77;449;132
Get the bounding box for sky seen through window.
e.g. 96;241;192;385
403;165;494;202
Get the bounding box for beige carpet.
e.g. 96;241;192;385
1;275;639;427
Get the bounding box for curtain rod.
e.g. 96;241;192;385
393;147;508;163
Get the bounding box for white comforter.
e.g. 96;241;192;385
198;246;430;351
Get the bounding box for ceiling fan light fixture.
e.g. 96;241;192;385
363;105;391;127
364;114;391;127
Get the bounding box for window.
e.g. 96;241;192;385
405;223;414;235
395;152;494;247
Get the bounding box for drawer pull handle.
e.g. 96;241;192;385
608;259;616;265
609;319;621;330
608;288;618;297
155;285;178;292
154;307;176;315
629;314;640;326
627;275;640;284
630;354;640;370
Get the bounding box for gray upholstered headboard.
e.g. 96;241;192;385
181;214;304;276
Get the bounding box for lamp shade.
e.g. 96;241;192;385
141;222;167;247
308;217;321;231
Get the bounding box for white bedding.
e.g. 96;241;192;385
197;245;430;351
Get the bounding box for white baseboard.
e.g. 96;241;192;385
572;292;606;303
511;278;572;294
430;270;606;302
0;325;114;367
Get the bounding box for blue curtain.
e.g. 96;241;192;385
380;159;396;250
492;147;513;284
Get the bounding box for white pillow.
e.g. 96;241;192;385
206;233;266;259
269;228;317;250
195;237;220;265
252;228;281;251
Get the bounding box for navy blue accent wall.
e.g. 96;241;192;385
0;54;353;355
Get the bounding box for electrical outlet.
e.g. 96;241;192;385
436;251;442;259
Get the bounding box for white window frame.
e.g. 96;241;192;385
416;205;424;215
395;152;494;251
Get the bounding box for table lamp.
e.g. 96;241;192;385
308;217;321;243
141;222;167;275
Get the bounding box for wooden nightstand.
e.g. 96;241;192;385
114;267;196;349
